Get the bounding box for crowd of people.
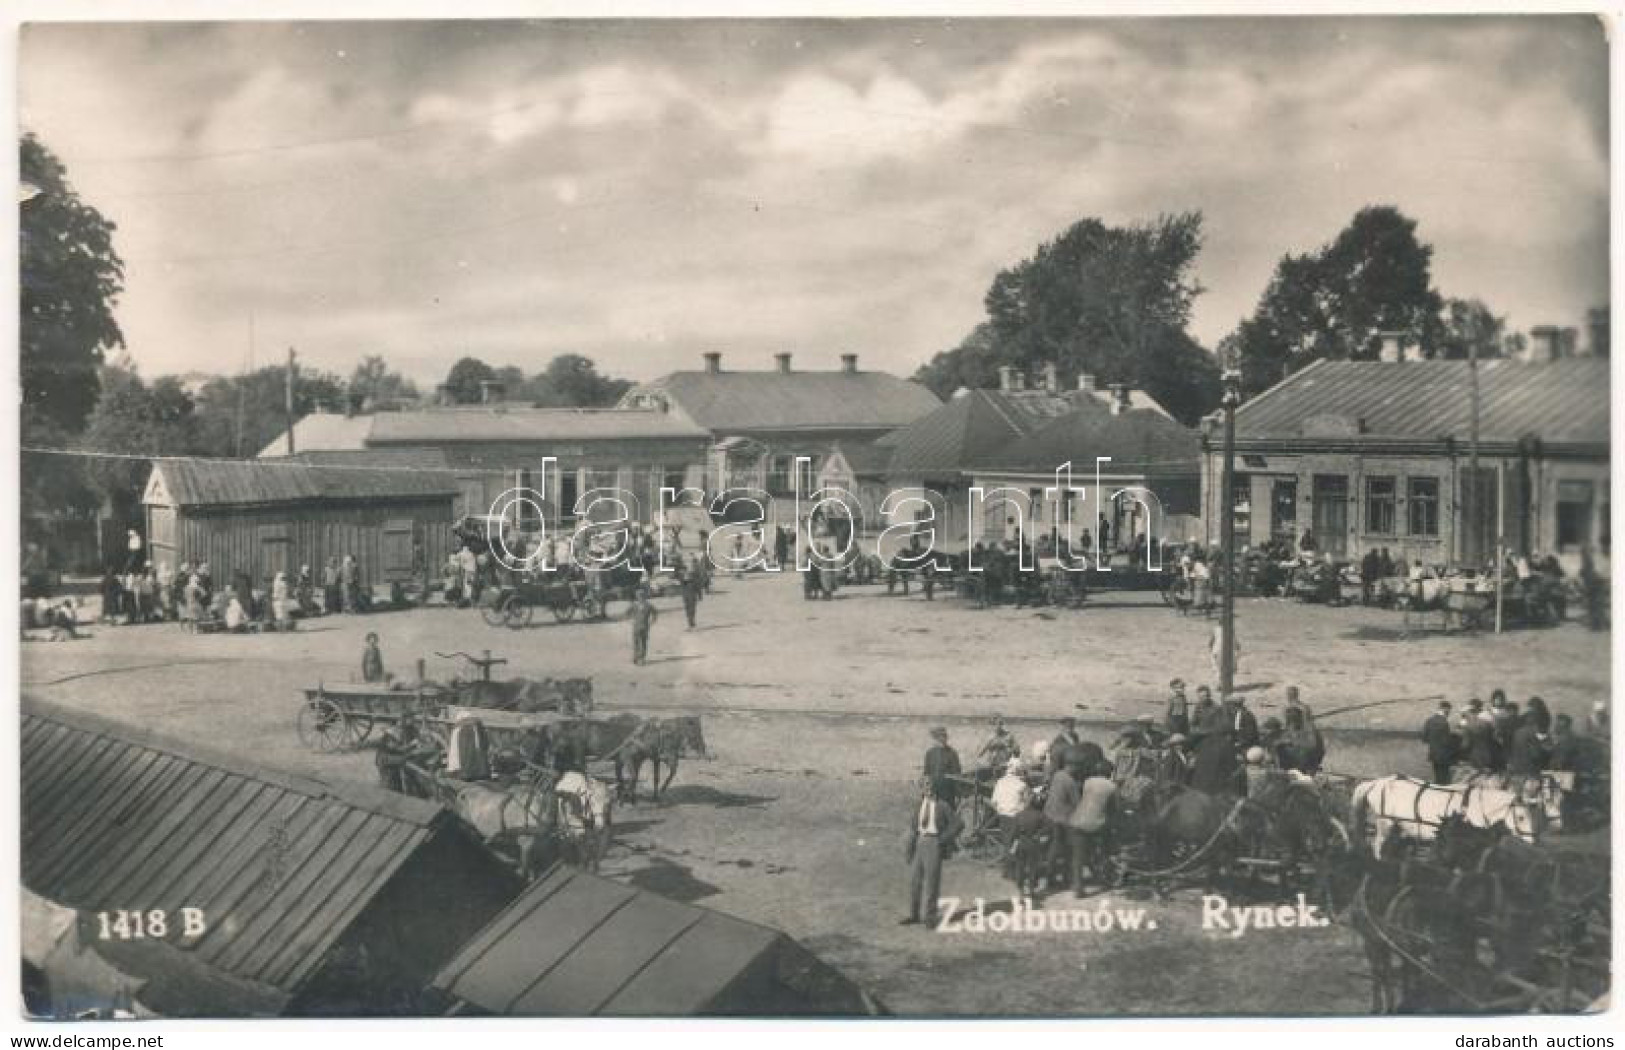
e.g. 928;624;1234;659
899;682;1330;925
1419;691;1610;789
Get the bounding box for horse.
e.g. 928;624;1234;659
550;770;616;872
1350;775;1541;857
1138;789;1250;893
618;715;710;803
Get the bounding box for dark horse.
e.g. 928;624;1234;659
533;714;709;803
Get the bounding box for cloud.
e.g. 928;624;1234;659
17;18;1609;389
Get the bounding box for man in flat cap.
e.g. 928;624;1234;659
922;726;962;807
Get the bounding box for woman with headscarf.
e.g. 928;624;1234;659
182;573;204;626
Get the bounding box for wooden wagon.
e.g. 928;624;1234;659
296;682;448;752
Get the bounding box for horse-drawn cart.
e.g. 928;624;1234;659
296;682;446;752
481;571;607;629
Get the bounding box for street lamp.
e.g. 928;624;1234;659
1218;364;1242;697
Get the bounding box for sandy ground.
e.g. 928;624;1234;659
20;573;1612;1016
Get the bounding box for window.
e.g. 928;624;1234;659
798;458;816;497
558;471;580;521
1029;488;1045;525
1365;476;1396;534
1407;477;1439;537
1556;479;1595;548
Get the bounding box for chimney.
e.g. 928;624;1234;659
840;353;858;374
1109;383;1132;415
1042;362;1059;393
998;365;1014;391
703;351;722;374
774;352;793;374
1377;332;1405;363
1078;373;1096;395
480;379;505;404
1527;326;1575;362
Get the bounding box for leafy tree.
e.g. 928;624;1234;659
81;363;202;522
914;323;1005;398
528;353;634;408
1437;298;1506;361
914;212;1220;424
20;133;125;435
443;356;498;404
348;355;419;411
1228;206;1444;394
192;365;346;458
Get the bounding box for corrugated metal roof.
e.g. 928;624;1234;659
21;697;456;1009
631;370;941;433
369;408;709;444
254;414;373;458
884;389;1092;478
148;458;457;508
979;406;1200;476
1234;359;1610;448
434;866;872;1016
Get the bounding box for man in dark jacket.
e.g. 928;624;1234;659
1420;700;1456;784
1360;548;1382;605
902;778;963;927
1505;719;1551;779
1188;702;1237;795
1226;695;1260;753
922;727;962;805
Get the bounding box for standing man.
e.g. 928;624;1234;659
1042;753;1083;890
679;556;703;630
922;727;962;806
1360;547;1381;605
1067;757;1119;893
1226;694;1260;753
1188;699;1236;795
630;586;657;666
1420;700;1456;784
1048;717;1082;774
1165;678;1190;736
902;778;962;927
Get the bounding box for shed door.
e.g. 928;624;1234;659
259;526;291;579
382;520;415;581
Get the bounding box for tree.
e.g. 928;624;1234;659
192;366;347;458
348;355;419;411
914;212;1220;424
81;363;202;523
20;133;125;434
443;357;497;404
528;354;633;408
1228;206;1444;395
1437;298;1506;361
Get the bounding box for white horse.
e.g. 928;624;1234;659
1350;775;1542;856
551;771;616;873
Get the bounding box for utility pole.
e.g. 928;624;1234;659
286;347;298;456
1219;364;1242;697
1466;339;1480;567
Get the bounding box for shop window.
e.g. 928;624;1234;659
1407;476;1439;537
1365;476;1396;534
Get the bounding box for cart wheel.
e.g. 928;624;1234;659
349;715;376;746
503;597;534;630
579;594;603;620
296;699;349;753
551;601;577;623
480;593;510;628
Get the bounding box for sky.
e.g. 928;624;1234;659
19;16;1610;388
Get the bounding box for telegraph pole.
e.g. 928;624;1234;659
1219;365;1241;697
286;347;298;456
1466;339;1480;566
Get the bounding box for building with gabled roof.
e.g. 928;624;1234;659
143;458;458;590
1200;357;1610;569
21;697;520;1017
619;352;940;530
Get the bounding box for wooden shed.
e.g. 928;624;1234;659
22;697;522;1017
142;458;457;587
